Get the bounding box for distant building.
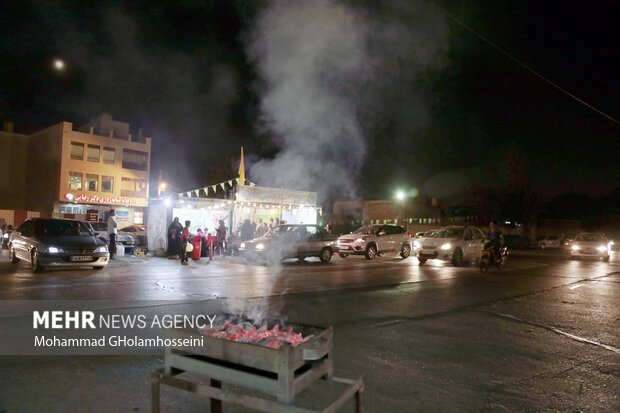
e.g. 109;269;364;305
332;197;445;222
0;116;151;228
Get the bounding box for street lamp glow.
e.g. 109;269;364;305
396;190;405;201
54;59;65;70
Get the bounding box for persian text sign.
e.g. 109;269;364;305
65;193;139;206
236;186;317;206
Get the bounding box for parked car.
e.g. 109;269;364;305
239;224;339;264
8;218;109;271
119;225;147;245
415;225;486;266
533;235;562;249
337;224;412;260
87;222;137;250
570;233;610;261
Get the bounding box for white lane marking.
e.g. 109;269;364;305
485;311;620;353
569;284;585;290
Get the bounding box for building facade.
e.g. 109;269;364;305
0;117;151;228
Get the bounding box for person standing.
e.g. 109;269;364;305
167;217;183;258
180;220;191;265
255;218;266;237
107;209;118;260
216;220;227;255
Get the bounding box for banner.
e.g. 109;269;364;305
236;186;317;206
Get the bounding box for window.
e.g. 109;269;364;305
103;147;115;165
69;172;83;190
70;142;84;160
85;174;98;191
87;145;100;162
102;176;114;193
121;177;147;198
122;149;149;171
133;212;144;225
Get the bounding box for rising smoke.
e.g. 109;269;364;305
246;0;449;201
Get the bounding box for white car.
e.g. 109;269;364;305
415;225;486;266
570;233;610;261
338;224;412;260
119;226;147;245
534;235;562;249
86;222;138;249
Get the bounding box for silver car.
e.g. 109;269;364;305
570;233;610;261
415;225;486;266
533;235;562;249
240;224;339;264
9;218;109;271
87;221;137;249
338;224;412;260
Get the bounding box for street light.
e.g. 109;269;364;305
54;59;65;70
395;190;405;201
158;182;166;197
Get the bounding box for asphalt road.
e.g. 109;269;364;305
0;248;618;412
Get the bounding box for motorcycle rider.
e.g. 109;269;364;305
485;221;504;263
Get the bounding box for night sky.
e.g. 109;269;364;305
1;0;618;203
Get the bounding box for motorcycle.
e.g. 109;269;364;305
479;244;508;272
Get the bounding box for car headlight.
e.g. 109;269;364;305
414;241;421;249
95;246;108;253
3;233;8;239
47;246;64;254
597;245;608;252
440;243;452;250
240;242;246;249
571;245;580;251
256;243;265;250
354;238;366;243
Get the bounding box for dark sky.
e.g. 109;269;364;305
1;0;618;202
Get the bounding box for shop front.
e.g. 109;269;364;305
56;192;148;228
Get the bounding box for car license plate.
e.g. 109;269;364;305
70;256;92;262
340;245;349;250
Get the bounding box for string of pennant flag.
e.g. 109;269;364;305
178;178;257;198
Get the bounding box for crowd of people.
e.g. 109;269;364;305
236;217;286;241
166;217;228;264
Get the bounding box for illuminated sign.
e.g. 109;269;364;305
64;193;138;205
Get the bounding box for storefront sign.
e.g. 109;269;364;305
85;210;99;222
236;186;317;206
64;193;138;206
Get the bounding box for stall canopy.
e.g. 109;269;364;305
148;181;320;252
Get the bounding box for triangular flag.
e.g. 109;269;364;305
228;180;233;187
235;178;240;184
186;191;191;197
249;182;256;187
238;146;245;186
178;193;183;197
194;190;199;197
220;183;226;191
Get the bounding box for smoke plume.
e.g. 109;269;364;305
246;0;449;200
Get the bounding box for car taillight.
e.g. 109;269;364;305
407;232;412;237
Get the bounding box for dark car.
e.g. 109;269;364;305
9;218;110;271
239;224;339;264
504;234;528;250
